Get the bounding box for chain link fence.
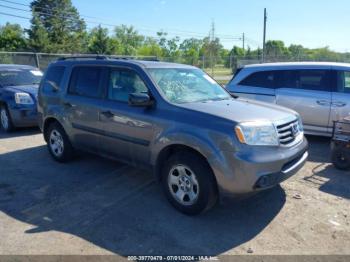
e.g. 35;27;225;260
2;51;350;85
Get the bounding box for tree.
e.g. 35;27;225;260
29;0;86;53
137;37;162;57
0;23;27;51
179;38;203;65
265;40;290;59
288;44;304;60
87;26;117;54
113;25;144;55
27;14;50;52
201;36;223;67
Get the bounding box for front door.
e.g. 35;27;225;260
98;67;155;166
276;69;332;136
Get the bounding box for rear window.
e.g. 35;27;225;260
42;66;65;93
239;71;275;88
68;66;103;98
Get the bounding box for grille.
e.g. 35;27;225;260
276;119;300;146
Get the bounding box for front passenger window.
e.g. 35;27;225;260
108;69;148;102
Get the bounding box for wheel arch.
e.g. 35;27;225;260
154;144;217;184
43;117;63;142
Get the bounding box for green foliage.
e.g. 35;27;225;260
27;14;50;52
87;26;117;55
113;25;144;55
0;23;27;51
1;1;350;68
29;0;86;53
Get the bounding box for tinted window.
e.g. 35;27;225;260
69;67;102;98
274;70;298;89
296;70;330;91
108;68;148;102
239;71;275;88
342;71;350;93
42;66;65;93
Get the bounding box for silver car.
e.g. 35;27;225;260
227;62;350;137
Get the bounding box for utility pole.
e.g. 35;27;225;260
242;33;245;55
210;20;215;76
262;8;267;63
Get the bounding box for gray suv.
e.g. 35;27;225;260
38;56;308;215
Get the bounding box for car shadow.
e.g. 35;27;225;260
0;145;286;256
303;135;350;199
305;135;331;163
304;163;350;199
0;127;41;139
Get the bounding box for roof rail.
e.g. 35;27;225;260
57;55;160;62
57;55;109;61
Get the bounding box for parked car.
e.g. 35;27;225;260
0;64;43;132
38;56;308;215
227;62;350;137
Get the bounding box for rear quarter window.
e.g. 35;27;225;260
42;66;65;93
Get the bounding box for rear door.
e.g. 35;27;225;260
228;70;276;103
329;70;350;124
63;66;106;151
275;69;332;135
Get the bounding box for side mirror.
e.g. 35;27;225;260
129;93;154;107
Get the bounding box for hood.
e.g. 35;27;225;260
5;85;39;97
179;98;298;124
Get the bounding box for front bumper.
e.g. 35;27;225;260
211;137;308;196
9;105;38;127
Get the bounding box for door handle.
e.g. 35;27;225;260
332;102;347;107
316;100;330;106
100;110;114;118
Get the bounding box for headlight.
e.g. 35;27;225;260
298;117;304;133
15;92;34;105
235;121;279;146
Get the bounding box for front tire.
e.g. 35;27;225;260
161;151;218;215
0;105;14;132
46;122;75;163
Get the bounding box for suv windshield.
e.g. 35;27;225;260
148;68;231;104
0;69;43;87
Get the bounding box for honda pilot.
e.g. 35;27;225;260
38;56;308;215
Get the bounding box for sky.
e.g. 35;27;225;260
1;0;350;52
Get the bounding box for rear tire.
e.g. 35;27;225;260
332;147;350;170
161;151;218;215
0;105;15;132
46;122;75;163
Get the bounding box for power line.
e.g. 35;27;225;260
0;0;244;40
0;10;30;19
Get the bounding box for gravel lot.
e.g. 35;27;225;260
0;128;349;257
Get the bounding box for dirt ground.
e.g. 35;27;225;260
0;128;349;258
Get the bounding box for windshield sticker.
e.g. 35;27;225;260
31;70;43;76
203;74;216;84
